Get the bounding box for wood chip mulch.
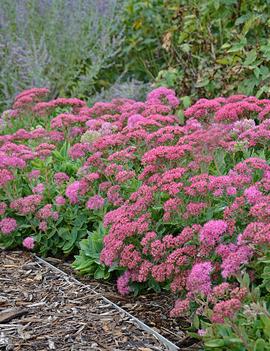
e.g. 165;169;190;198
48;258;199;350
0;251;168;351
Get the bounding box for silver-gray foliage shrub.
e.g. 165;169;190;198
90;78;152;103
0;0;124;110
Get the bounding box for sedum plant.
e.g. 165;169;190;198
1;86;270;349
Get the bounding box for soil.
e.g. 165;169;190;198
0;251;171;351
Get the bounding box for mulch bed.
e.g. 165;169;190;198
0;251;170;351
45;257;200;350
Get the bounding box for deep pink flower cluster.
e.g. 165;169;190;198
13;88;49;110
117;270;131;295
36;204;59;221
212;298;242;323
199;220;228;247
54;172;70;185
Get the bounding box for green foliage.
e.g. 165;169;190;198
121;0;176;80
202;301;270;351
154;0;270;100
122;0;270;101
200;256;270;351
72;225;113;279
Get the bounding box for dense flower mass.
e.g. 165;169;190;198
1;86;270;325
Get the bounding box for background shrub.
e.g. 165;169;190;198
3;0;270;113
155;0;270;100
0;0;124;110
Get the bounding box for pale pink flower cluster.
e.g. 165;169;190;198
86;195;105;210
117;271;131;295
22;236;35;250
0;218;17;235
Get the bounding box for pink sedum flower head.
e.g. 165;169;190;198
0;202;7;216
28;170;41;180
226;186;237;196
127;114;147;129
55;195;66;206
200;220;228;246
32;183;45;194
244;186;263;205
147;87;179;108
54;172;70;185
0;169;14;186
117;271;131;295
39;221;48;232
86;195;105;210
187;262;213;296
23;237;35;250
65;181;80;204
221;245;253;278
170;298;190;318
212;298;241;324
0;218;17;235
198;329;207;337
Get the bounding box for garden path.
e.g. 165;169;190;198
0;251;167;351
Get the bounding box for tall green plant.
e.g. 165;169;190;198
121;0;270;101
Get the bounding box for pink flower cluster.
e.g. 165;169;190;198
186;262;212;296
86;195;105;210
0;217;17;235
23;236;35;250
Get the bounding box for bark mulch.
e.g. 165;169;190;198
0;251;169;351
45;258;199;350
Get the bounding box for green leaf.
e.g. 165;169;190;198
94;266;106;279
242;16;259;35
195;79;210;88
254;66;261;79
261;314;270;337
204;339;225;348
254;338;267;351
260;66;270;76
256;85;268;98
242;272;250;288
214;148;226;174
177;110;185;125
235;15;250;26
182;96;192;108
180;43;190;53
216;57;231;65
220;43;231;49
227;38;247;53
217;325;231;337
226;338;243;345
243;50;257;66
193;314;200;329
